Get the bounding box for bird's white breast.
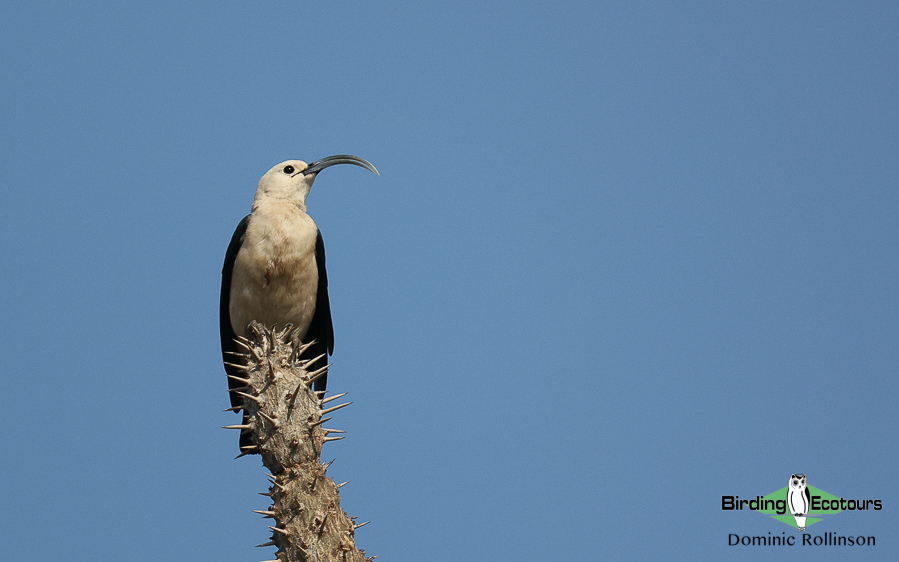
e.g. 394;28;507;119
789;487;808;514
229;203;320;339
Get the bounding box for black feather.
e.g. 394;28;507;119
304;229;334;392
220;214;251;408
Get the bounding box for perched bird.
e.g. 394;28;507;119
788;474;810;532
220;155;378;452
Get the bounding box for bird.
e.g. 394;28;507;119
220;155;379;452
788;473;810;532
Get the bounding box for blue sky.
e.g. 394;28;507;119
1;1;896;560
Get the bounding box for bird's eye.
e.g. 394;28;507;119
283;165;295;174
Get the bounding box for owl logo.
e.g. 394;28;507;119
788;474;810;532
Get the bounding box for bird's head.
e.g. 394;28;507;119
254;155;379;208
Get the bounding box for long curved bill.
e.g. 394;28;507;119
304;154;379;176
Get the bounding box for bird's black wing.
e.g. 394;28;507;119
220;214;251;408
304;228;335;392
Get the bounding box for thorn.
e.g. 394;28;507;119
323;428;346;435
323;459;336;470
223;361;249;371
224;350;249;358
269;525;289;536
258;411;279;427
258;492;272;497
255;541;275;548
321;401;352;416
226;374;251;384
304;353;328;369
322;435;345;443
222;406;243;412
222;424;252;430
309;416;332;429
337;481;349;488
306;364;331;385
235;391;262;404
317;512;329;535
290;340;315;362
278;323;293;339
354;521;371;530
253;510;276;517
267;358;276;379
288;382;304;409
235;337;264;360
320;392;348;405
235;451;252;459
